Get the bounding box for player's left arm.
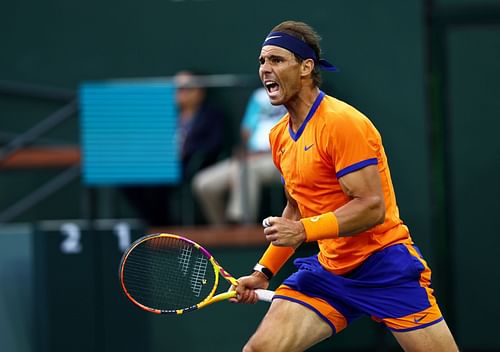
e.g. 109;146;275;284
334;164;385;236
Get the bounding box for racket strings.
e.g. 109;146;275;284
122;236;215;311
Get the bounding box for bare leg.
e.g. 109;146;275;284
392;319;459;352
243;299;333;352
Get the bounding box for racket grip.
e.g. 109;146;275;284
255;289;274;302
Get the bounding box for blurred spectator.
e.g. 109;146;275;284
175;71;225;178
121;70;225;226
192;87;286;225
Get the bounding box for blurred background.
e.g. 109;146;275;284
1;0;499;351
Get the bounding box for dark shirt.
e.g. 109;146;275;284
180;103;225;179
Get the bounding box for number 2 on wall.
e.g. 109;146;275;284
59;222;132;254
60;223;82;254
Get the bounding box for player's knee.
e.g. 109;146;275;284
242;340;264;352
242;333;273;352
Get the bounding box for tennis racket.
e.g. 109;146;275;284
119;233;274;314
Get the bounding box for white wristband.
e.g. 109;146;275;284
253;263;273;280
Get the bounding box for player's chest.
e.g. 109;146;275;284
278;136;335;185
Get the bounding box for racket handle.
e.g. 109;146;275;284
255;289;274;302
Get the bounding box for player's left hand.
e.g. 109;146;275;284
262;216;306;249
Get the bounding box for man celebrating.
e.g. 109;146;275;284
234;20;458;352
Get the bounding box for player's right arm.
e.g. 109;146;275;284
262;188;306;248
233;189;298;304
281;187;301;221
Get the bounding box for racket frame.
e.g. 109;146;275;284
119;233;245;314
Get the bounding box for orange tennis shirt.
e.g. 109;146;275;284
268;92;412;275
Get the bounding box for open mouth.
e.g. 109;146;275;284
264;80;280;96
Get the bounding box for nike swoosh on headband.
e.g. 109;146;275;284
263;31;338;72
264;35;282;41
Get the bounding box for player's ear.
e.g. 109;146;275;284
301;58;315;78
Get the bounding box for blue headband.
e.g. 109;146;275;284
262;31;337;72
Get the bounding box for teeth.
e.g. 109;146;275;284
265;81;278;93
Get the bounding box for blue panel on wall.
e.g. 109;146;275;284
79;81;180;185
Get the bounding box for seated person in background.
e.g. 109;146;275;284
175;71;225;179
192;87;286;225
122;70;225;226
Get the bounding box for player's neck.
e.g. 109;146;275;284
285;86;320;133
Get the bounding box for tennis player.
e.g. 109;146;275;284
233;20;458;352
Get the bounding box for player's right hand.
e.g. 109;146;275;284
263;216;306;249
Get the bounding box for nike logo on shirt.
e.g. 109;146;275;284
304;144;314;151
